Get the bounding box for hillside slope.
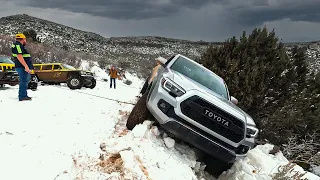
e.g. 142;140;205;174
0;14;215;75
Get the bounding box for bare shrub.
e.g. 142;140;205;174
272;162;307;180
123;79;132;85
282;133;320;169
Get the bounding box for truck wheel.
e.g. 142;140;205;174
84;79;96;89
67;76;83;90
28;75;38;91
0;84;4;88
126;91;150;130
140;77;149;95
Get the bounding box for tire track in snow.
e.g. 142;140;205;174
49;85;138;105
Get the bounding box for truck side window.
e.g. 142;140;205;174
53;65;62;70
42;65;53;70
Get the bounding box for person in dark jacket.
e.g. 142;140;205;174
11;33;34;101
109;65;118;89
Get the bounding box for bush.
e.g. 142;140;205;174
123;79;132;85
23;29;38;42
200;27;319;168
272;162;307;180
282;133;320;168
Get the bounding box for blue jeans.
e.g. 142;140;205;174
16;68;31;100
110;78;116;88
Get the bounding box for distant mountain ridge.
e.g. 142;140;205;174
0;14;218;75
0;14;319;75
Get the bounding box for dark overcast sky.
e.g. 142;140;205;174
0;0;320;42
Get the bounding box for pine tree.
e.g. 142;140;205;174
200;27;318;150
200;27;291;123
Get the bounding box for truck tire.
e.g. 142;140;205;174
126;91;150;130
140;77;149;95
67;76;83;90
84;79;96;89
28;75;38;91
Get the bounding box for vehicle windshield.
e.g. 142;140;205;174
170;56;229;99
62;64;76;70
0;57;14;64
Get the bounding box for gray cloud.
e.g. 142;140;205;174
1;0;320;42
8;0;320;26
228;0;320;25
13;0;217;20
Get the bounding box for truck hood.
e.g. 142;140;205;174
171;71;256;126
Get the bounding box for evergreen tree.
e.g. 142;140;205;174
200;27;318;150
23;29;38;42
201;27;292;124
291;45;308;90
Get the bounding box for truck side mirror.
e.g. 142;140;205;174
231;96;238;105
159;61;166;68
156;57;168;67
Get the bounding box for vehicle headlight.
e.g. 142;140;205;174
246;125;259;138
161;78;186;97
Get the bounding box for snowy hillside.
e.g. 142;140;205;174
0;14;319;74
0;14;213;74
0;66;319;180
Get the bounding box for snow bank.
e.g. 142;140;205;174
91;65;108;80
80;60;90;70
122;72;145;89
218;144;320;180
82;121;320;180
311;165;320;177
80;60;144;89
98;121;211;180
0;78;141;180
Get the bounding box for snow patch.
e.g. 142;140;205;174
311;165;320;176
163;137;175;149
218;144;320;180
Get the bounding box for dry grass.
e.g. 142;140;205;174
272;162;307;180
97;153;125;176
111;110;130;138
135;156;151;180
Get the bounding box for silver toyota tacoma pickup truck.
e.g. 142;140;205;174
126;54;259;163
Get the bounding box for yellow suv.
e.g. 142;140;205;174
0;56;38;90
33;63;96;89
0;56;19;87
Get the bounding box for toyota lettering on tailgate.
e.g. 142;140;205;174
204;109;230;127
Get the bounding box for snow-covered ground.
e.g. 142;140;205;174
0;68;319;180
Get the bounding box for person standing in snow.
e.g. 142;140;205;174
109;65;118;89
11;33;34;101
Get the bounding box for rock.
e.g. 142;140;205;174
164;137;175;149
143;120;153;129
150;126;161;137
132;124;148;138
100;142;106;151
269;145;280;155
163;133;168;138
194;161;201;173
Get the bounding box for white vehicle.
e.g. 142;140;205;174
127;54;259;163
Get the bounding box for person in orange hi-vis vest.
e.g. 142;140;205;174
109;65;118;89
